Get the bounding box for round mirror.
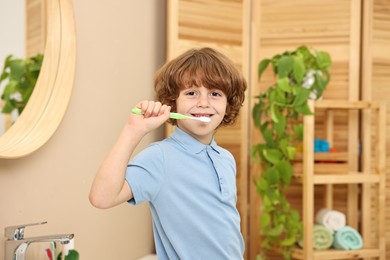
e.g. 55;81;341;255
0;0;76;158
0;1;26;134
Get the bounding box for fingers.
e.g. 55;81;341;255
136;100;170;118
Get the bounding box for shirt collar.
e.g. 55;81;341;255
170;127;221;154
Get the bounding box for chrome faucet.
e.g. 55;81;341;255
4;221;74;260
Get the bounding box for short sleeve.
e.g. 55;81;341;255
125;143;165;205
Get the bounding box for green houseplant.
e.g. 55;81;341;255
0;53;43;115
252;45;331;259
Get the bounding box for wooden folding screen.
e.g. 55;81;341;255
361;0;390;257
167;0;390;259
249;1;362;258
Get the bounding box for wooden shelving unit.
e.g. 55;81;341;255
292;100;386;260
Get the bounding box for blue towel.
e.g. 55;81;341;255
314;138;330;152
332;226;363;250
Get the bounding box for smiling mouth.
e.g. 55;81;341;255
191;113;212;118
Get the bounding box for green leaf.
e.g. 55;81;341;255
296;45;310;57
262;193;273;208
270;103;281;123
261;239;272;250
260;121;268;132
313;72;327;98
0;70;8;82
286;146;296;160
293;87;310;106
0;55;13;82
266;224;284;237
262;128;274;147
294;102;313;115
260;213;271;227
279;138;288;155
293;56;305;84
1;100;14;113
275;87;287;104
9;59;25;80
258;59;271;79
268;87;276;104
276;77;292;93
2;81;18;99
293;124;303;140
290;209;301;222
252;102;262;128
251;144;266;163
316;51;331;70
277;56;293;78
274;115;286;138
276;160;293;185
281;236;297;246
262;148;283;165
255;175;268;193
263;167;280;186
256;254;265;260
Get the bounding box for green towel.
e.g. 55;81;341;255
299;224;333;250
333;226;363;250
313;224;334;250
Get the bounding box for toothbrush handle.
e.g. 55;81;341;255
131;108;188;120
169;113;188;119
131;108;143;115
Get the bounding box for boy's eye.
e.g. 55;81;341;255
186;91;196;96
211;91;223;97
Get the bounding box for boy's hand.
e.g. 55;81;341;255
128;100;171;133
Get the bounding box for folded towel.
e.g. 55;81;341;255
333;226;363;250
314;139;330;152
313;224;334;250
315;208;346;233
298;224;334;250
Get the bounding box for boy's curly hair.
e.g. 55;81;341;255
154;47;247;126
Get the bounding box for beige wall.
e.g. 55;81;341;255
0;1;166;259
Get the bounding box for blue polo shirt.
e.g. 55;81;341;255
125;127;244;260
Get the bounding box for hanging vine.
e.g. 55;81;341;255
252;45;332;259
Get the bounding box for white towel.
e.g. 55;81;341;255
315;208;346;233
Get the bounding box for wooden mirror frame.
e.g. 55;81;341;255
0;0;76;158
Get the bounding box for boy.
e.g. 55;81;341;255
89;47;247;259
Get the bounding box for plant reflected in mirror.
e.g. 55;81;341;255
0;0;46;136
0;53;43;117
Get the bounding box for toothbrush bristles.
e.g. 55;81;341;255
198;117;211;123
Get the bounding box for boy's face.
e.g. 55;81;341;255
176;85;227;144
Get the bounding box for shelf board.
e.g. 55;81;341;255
294;152;349;162
314;100;380;110
294;172;381;184
292;247;380;259
294;162;349;175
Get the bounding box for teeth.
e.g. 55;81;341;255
193;114;210;118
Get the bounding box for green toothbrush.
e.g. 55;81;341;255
131;108;211;123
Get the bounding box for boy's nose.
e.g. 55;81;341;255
197;94;210;107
